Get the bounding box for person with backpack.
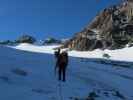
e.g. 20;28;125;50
54;49;68;82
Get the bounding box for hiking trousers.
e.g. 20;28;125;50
58;64;67;82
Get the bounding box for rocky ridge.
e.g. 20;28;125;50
63;0;133;51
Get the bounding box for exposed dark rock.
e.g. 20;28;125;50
0;76;10;83
113;91;125;99
43;38;61;45
11;68;28;76
85;91;99;100
0;40;15;45
128;43;133;47
103;53;111;59
16;34;36;44
88;92;99;98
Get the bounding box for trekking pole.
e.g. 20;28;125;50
59;81;63;100
54;67;57;76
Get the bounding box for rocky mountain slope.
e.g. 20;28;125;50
64;0;133;51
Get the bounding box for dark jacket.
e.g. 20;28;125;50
56;51;68;69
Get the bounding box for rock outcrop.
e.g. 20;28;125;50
63;0;133;51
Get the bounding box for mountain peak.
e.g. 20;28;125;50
63;0;133;51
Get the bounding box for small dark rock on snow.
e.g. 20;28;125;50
11;68;28;76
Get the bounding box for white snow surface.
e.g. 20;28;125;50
11;43;133;62
0;43;132;100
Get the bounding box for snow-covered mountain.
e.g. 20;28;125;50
0;43;133;100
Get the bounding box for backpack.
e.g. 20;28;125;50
59;51;68;65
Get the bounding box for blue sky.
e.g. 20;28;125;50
0;0;120;40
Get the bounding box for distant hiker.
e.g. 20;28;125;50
55;50;68;82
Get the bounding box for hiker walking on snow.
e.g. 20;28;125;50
54;49;68;82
